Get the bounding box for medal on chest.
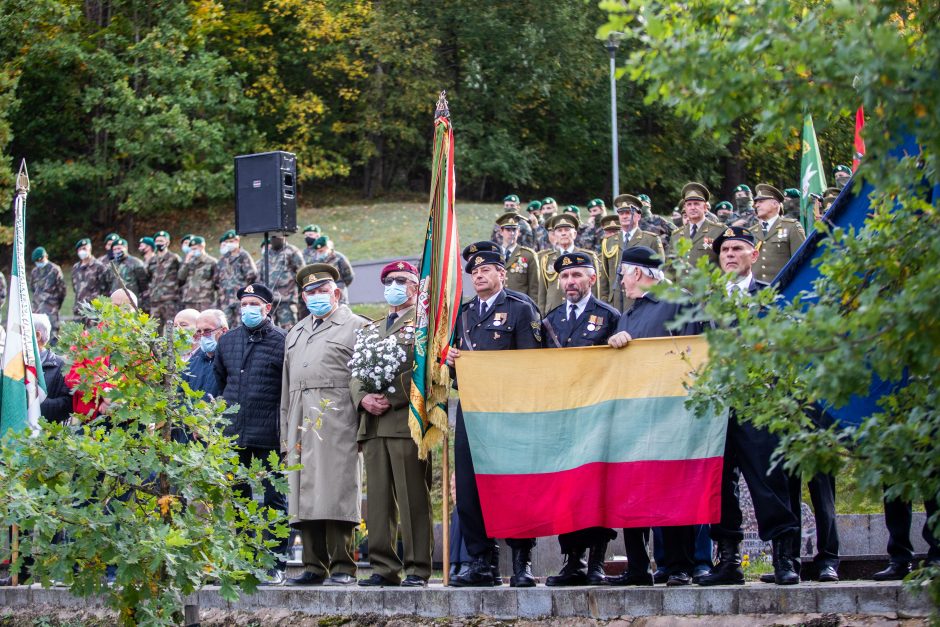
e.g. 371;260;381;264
492;312;507;326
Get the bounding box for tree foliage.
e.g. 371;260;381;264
601;0;940;605
0;301;290;625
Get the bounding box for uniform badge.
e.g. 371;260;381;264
492;312;507;326
779;229;789;239
587;323;596;331
468;244;478;253
561;256;572;266
245;285;255;294
703;238;713;249
493;332;501;339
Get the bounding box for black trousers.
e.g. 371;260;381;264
236;446;290;568
455;404;534;557
710;416;801;543
805;472;840;567
558;527;617;554
884;494;940;563
624;526;695;574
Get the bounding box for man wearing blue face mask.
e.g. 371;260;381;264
213;282;289;585
179;236;219;311
281;264;369;586
183;309;229;402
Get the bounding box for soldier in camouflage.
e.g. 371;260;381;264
730;184;758;228
108;238;150;300
306;236;355;304
146;230;182;333
491;195;535;249
637;194;677;249
138;236;156;265
581;199;608;253
179;235;219;311
215;229;258;328
29;247;67;338
525;200;550;251
262;233;304;329
301;224;323;264
98;232;120;265
71;238;111;325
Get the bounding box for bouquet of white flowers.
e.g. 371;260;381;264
348;325;408;394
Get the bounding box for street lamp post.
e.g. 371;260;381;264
606;34;623;199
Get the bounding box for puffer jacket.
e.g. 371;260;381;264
213;318;285;449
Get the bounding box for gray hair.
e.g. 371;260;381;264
200;308;229;329
622;263;666;282
33;313;51;343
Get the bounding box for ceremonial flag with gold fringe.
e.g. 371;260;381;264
455;337;725;538
800;113;827;234
0;162;46;441
408;92;462;459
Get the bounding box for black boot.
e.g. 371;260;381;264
772;533;800;585
450;555;495;587
509;546;536;587
545;551;587;586
586;543;609;585
697;539;745;586
489;547;503;586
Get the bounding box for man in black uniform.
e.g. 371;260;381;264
605;246;698;586
446;242;542;588
540;252;620;586
696;226;802;587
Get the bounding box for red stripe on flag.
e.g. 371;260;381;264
475;458;723;538
853;106;865;172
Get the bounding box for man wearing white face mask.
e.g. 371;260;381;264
214;282;289;585
281;264;368;586
352;261;432;588
71;237;110;326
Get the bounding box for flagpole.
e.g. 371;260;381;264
442;433;450;586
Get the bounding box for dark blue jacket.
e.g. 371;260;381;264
183;348;222;400
39;349;73;423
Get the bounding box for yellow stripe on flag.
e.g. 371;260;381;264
3;352;26;381
456;336;708;413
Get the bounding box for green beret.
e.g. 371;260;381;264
313;236;328;250
503;194;520;204
563;205;580;215
833;165;852;174
733;184;752;195
139;236;155;248
115;238;128;247
103;232;120;244
784;188;801;199
714;201;734;212
526;200;542;212
154;230;170;240
189;236;205;245
542;197;556;205
181;233;194;243
75;238;91;250
31;246;47;262
303;224;321;234
586;199;604;209
219;229;237;243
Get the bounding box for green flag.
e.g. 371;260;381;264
799;114;827;233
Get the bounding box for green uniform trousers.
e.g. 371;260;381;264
362;436;433;582
296;520;356;577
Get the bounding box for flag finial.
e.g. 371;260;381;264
435;91;450;120
15;159;29;195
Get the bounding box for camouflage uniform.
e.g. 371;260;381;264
262;243;304;329
639;214;677;249
71;259;111;322
302;244;319;265
108;254;150;303
215;248;258;327
146;250;182;330
321;249;355;304
179;252;219;311
30;263;67;335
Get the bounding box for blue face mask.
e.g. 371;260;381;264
384;282;409;306
181;245;191;255
240;305;265;328
199;335;217;354
306;293;333;317
35;261;48;269
192;249;202;258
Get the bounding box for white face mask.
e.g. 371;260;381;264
77;249;89;260
220;243;233;255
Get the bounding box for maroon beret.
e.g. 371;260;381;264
380;260;419;282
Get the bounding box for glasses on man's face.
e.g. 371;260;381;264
382;277;412;286
194;327;220;338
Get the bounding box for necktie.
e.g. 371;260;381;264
761;221;769;235
480;302;489;318
312;318;323;330
690;224;698;239
568;304;577;322
386;312;398;330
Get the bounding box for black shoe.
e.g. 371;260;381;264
489;549;503;586
772;533;800;585
691;564;712;584
0;576;11;587
324;573;356;586
546;551;588;587
817;565;839;582
586;543;609;585
401;575;428;588
652;567;669;584
697;539;745;586
873;561;912;581
287;571;325;586
450;557;496;587
759;573;776;583
258;568;285;586
509;547;536;588
358;573;397;587
666;571;692;586
608;571;654;586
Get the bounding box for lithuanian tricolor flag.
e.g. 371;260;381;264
456;336;725;539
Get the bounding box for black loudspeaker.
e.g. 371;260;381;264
234;151;297;234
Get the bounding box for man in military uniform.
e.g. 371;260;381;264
264;233;305;329
823;186;840;211
667;183;726;273
71;238;111;325
599;214;620;239
599;194;664;312
581;199;607;252
541;197;558;220
637;194;676;248
180;234;194;258
833;164;852;190
525;200;549;251
541;251;620;587
179;235;219;311
714;201;737;224
492;194;535;249
29;247;67;338
731;184;757;226
537;213;599;315
98;232;120;264
446;243;542;588
752;184;807;283
138;237;155;264
307;236;355;304
353;261;433;588
215;230;258;327
495;212;539;301
301;224;323;264
146;230;182;332
697;226;802;587
108;238;150;299
782;188;802;218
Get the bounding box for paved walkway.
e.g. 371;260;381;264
0;581;931;620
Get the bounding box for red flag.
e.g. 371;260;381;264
853;107;865;172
